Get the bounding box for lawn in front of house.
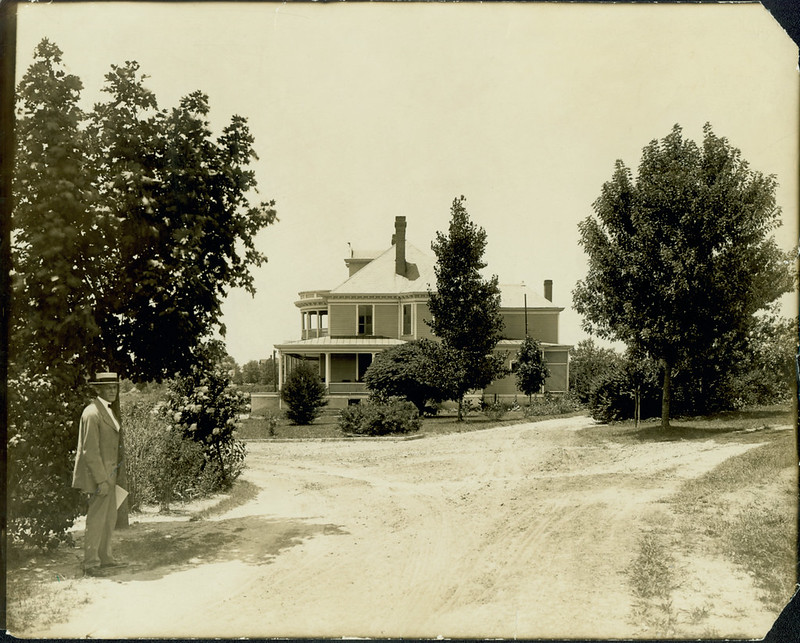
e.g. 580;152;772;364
237;407;588;440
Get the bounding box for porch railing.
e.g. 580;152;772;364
328;382;367;394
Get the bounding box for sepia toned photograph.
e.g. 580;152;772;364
4;0;799;639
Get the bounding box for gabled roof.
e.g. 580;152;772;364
329;241;437;296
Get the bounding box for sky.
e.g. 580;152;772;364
15;1;800;365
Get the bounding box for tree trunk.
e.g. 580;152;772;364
635;386;641;429
660;358;672;429
457;396;464;422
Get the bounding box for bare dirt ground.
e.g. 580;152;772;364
9;415;794;639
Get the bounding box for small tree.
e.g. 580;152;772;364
515;336;550;403
281;362;327;425
569;339;623;404
427;196;506;420
364;339;459;414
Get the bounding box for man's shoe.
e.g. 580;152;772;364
83;566;105;577
100;560;127;569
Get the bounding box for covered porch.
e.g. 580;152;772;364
274;337;406;404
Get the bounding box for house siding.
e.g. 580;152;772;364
415;302;435;340
329;303;357;337
484;345;569;397
374;304;398;338
501;310;559;343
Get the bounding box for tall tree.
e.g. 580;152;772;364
9;40;277;548
573;124;794;428
515;336;549;403
12;39;98;379
427;196;505;420
84;61;277;381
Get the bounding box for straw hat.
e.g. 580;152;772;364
88;372;119;385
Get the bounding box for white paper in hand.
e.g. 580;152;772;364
115;485;128;510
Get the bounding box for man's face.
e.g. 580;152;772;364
96;384;119;403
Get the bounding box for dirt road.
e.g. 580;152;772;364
19;415;785;638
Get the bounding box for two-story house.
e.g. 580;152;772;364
274;216;570;407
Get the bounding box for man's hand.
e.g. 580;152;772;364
96;481;110;497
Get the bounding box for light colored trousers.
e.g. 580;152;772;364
84;489;117;569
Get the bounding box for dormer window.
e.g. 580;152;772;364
357;305;373;335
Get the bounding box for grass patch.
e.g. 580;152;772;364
627;529;680;635
238;408;588;440
587;403;795;446
671;428;797;611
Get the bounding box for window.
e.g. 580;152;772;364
357;305;373;335
402;303;412;335
357;353;373;381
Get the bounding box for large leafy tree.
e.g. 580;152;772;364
573;124;794;428
12;41;277;383
9;40;276;547
427;196;505;420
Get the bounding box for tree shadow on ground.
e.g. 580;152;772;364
9;516;348;585
109;515;348;581
622;423;786;444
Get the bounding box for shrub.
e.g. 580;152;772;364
483;402;509;421
121;396;207;511
7;369;89;550
364;339;460;414
522;392;582;418
281;362;327;425
162;364;249;490
588;357;661;423
338;399;421;436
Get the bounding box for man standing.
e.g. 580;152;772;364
72;372;125;576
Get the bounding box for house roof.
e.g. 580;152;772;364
329;241;437;296
498;283;561;309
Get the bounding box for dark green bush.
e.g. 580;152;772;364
281;362;327;425
7;370;88;550
588;359;661;423
338;399;421;436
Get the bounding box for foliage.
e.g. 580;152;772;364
574;124;794;427
12;40;277;383
723;308;798;408
482;402;509;421
364;339;460;414
120;396;208;511
239;357;278;386
568;339;623;404
522;392;583;418
281;362;328;425
338;399;421;436
515;336;550;400
7;368;89;550
161;357;249;489
588;353;662;423
427;196;507;419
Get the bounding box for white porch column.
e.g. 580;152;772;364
325;352;332;390
277;352;284;409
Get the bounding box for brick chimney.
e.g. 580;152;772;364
544;279;553;302
394;216;407;276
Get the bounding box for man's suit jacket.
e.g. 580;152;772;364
72;399;122;494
